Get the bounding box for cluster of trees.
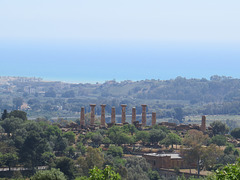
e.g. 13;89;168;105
83;124;182;149
74;125;181;179
180;121;240;175
0;111;163;180
2;109;240;179
96;76;240;103
0;110;77;178
23;159;240;180
0;110;188;179
14;165;121;180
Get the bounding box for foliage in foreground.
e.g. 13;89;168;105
76;166;121;180
31;168;67;180
215;158;240;180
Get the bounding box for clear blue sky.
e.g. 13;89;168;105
0;0;240;82
1;0;240;42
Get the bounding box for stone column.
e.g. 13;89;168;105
121;104;127;124
152;112;156;126
201;115;206;132
111;107;116;124
80;107;85;126
90;104;96;126
141;105;147;126
132;107;136;124
101;104;106;127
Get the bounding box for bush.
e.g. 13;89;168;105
31;168;66;180
231;128;240;139
107;145;123;158
211;135;227;146
215;159;240;179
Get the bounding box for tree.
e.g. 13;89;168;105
11;128;27;150
41;152;56;168
135;131;149;145
1;109;8;120
184;129;209;146
1;117;24;136
64;146;78;160
9;110;27;121
88;166;121;180
201;144;223;171
20;131;49;171
181;145;200;175
102;137;111;147
77;147;104;176
125;156;151;180
210;121;229;136
76;166;121;180
46;125;62;138
152;125;170;134
149;129;166;145
31;168;67;180
63;131;76;145
0;152;18;171
91;133;104;147
162;133;182;149
215;158;240;180
231;128;240;139
107;126;122;143
181;130;209;175
55;157;76;180
109;129;134;145
174;107;184;123
224;144;235;155
116;132;134;145
103;155;127;179
211;135;227;146
148;171;160;180
54;135;68;154
122;124;137;135
25;121;45;133
107;145;123;158
217;154;237;166
76;142;86;155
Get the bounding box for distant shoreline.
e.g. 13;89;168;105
0;75;235;85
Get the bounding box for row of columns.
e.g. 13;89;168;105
80;104;157;127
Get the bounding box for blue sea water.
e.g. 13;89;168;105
0;40;239;83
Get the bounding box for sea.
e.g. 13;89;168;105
0;40;239;83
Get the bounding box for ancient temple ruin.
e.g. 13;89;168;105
79;104;207;132
79;104;157;129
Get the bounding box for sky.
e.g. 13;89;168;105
0;0;240;83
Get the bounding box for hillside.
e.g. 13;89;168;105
1;75;240;122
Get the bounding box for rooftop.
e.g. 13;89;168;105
144;153;182;159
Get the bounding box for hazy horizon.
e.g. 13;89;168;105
1;40;240;83
1;1;240;83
